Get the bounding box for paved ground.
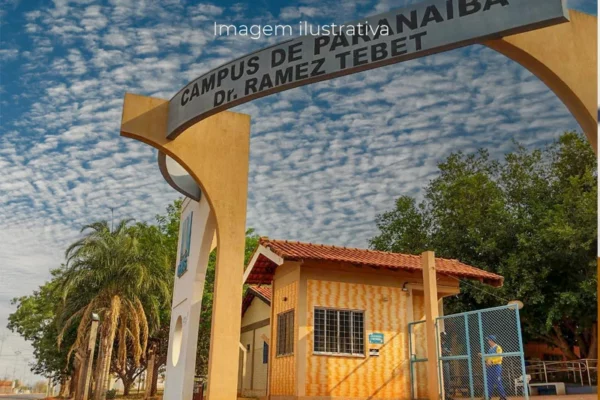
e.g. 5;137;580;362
0;395;45;400
528;396;596;400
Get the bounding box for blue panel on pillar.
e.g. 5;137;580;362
177;212;193;278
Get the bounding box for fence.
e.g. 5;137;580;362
408;320;429;400
409;304;528;400
526;359;598;386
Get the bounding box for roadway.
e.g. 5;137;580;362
0;394;46;400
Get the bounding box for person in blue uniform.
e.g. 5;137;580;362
484;335;507;400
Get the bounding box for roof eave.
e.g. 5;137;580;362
243;244;284;284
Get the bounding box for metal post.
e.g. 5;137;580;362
464;314;475;399
543;362;548;383
409;323;414;400
579;362;584;386
585;359;591;386
477;313;489;400
515;307;529;400
436;320;443;400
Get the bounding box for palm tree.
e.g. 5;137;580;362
57;219;171;400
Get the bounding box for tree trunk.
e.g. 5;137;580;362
58;378;67;398
93;296;121;400
122;379;132;396
92;334;107;397
71;360;81;399
550;326;579;360
585;323;597;359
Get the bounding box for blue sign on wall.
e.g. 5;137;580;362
177;212;193;278
369;333;384;344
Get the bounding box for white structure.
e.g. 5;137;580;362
163;196;216;400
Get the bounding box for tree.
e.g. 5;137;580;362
58;219;172;400
369;132;597;359
147;199;181;397
8;200;182;398
195;228;260;376
8;268;75;393
33;380;48;393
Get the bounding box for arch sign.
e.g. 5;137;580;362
167;0;568;139
119;0;596;399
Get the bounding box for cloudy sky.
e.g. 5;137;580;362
0;0;597;384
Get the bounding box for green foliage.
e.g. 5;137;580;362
195;228;260;376
370;132;597;359
8;269;74;383
105;389;117;399
8;199;182;387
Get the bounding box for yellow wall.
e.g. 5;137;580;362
270;262;300;397
304;279;411;399
269;260;458;399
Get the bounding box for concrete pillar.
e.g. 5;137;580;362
421;251;440;400
82;318;99;400
121;95;251;400
144;342;156;400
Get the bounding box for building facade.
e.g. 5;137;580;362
239;286;272;398
240;238;503;400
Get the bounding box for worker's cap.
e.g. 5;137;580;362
486;335;498;342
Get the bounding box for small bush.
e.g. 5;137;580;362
106;389;117;399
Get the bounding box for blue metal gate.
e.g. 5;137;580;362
409;304;529;400
408;320;428;400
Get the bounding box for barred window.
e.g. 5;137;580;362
314;308;364;356
276;310;294;356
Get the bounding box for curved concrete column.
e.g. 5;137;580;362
485;10;597;152
120;93;251;400
163;196;216;400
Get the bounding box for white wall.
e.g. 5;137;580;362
239;296;270;398
163;196;216;400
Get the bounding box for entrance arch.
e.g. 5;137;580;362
120;6;596;400
485;10;597;150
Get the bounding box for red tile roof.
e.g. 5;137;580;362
241;285;272;316
250;285;272;301
246;238;503;287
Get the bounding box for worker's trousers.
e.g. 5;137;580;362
486;364;506;399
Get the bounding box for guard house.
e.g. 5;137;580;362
239;238;503;400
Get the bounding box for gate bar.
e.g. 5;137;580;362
477;313;489;400
437;305;516;318
436;322;443;400
464;313;475;399
409;322;414;400
515;307;529;400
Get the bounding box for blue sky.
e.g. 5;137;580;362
0;0;597;384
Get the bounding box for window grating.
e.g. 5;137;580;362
276;310;294;356
314;308;364;356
